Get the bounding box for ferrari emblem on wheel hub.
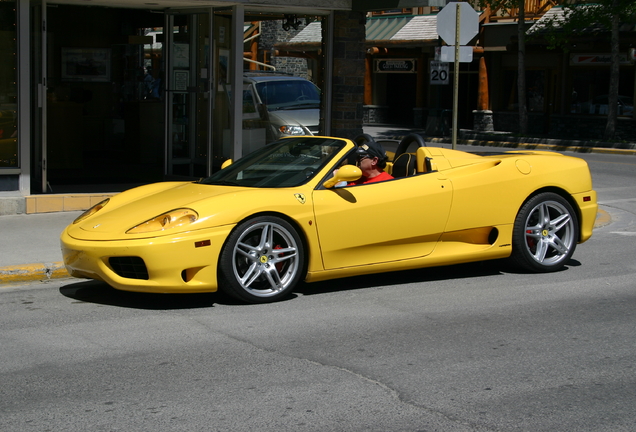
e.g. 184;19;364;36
542;229;549;236
260;255;269;263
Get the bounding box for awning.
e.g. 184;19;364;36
275;14;440;53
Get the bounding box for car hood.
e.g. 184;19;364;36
268;108;319;126
66;182;315;241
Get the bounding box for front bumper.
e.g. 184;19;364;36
60;224;235;293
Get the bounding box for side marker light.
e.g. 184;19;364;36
195;240;211;248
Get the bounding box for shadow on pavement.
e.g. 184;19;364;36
59;280;243;310
59;258;579;308
295;260;507;297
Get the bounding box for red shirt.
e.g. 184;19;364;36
349;171;394;185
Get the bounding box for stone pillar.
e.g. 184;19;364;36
329;10;366;139
473;110;494;132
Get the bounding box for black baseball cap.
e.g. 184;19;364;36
355;140;388;161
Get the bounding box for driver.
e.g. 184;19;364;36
349;141;393;185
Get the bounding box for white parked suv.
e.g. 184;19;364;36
243;73;321;141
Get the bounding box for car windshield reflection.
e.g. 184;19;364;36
255;81;321;111
200;137;346;188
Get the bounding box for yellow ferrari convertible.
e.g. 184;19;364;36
61;135;597;303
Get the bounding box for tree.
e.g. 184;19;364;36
517;0;528;135
536;0;636;141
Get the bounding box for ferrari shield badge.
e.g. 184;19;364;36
294;193;306;204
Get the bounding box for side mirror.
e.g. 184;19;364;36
323;165;362;189
221;159;233;169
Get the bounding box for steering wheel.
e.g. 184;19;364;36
302;167;315;178
393;133;427;160
296;95;310;101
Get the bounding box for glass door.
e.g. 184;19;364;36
165;10;213;179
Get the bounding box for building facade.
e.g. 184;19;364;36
278;3;635;139
5;0;448;214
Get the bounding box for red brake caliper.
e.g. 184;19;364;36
274;245;284;272
526;230;535;249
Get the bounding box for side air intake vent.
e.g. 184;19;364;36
109;257;149;280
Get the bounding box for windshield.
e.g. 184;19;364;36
255;80;320;111
200;137;346;188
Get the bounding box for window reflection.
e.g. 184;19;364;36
570;69;634;117
0;0;18;168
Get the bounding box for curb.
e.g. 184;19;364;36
595;208;612;228
0;262;69;285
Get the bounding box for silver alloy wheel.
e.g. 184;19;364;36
522;199;576;266
231;220;299;298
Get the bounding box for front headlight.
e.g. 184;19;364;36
279;125;307;136
73;199;110;224
126;208;198;234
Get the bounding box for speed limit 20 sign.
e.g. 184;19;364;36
430;61;449;85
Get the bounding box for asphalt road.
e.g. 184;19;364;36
1;151;635;432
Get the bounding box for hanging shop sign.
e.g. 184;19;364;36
570;53;633;65
375;59;417;73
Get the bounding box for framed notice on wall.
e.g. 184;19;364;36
61;48;111;82
173;71;189;91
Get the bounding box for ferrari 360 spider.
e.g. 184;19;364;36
60;135;597;303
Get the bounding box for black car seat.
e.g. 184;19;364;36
391;153;417;178
394;133;427;160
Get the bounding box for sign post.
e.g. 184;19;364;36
452;4;461;149
436;2;479;149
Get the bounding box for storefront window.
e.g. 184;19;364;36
570;68;634;117
0;0;18;168
235;16;323;161
143;28;163;101
503;69;546;112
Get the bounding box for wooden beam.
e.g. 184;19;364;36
365;54;373;105
477;56;489;111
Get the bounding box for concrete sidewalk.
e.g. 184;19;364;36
0;211;80;284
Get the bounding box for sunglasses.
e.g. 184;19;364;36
357;154;372;161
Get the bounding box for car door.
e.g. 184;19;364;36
312;174;453;270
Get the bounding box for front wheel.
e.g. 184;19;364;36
510;192;579;272
218;216;305;303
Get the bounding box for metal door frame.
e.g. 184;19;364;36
164;8;214;178
30;0;48;193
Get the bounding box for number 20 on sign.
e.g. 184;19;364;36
430;61;449;85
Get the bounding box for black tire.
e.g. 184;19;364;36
218;216;305;303
510;192;579;272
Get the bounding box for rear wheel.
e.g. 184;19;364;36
510;192;578;272
218;216;304;303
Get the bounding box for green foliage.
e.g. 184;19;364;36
475;0;524;13
535;0;636;51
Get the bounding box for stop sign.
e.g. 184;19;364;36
437;2;479;46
